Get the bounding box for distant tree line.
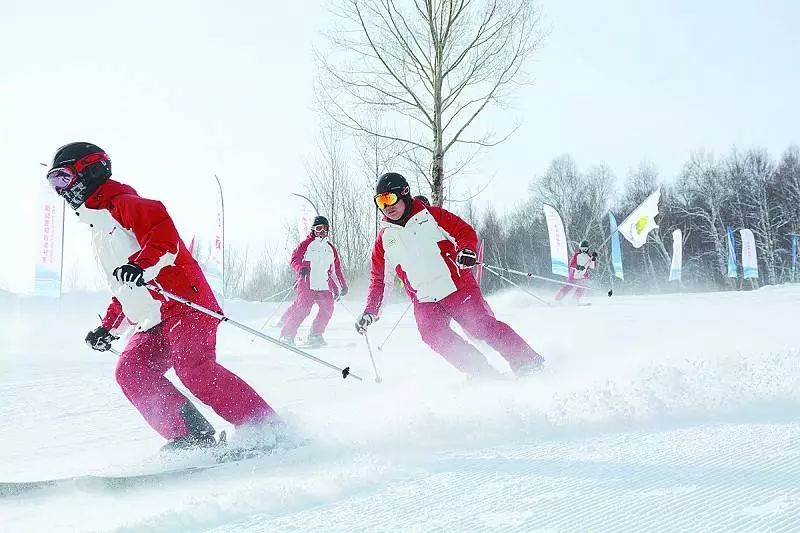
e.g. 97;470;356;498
223;144;799;301
476;146;800;295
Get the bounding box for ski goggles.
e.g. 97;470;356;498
46;152;109;192
46;166;78;192
312;224;329;234
374;191;401;209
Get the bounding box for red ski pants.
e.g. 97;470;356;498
554;277;588;301
412;285;544;376
115;311;276;439
280;287;334;338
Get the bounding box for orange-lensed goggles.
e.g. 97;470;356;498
374;192;401;209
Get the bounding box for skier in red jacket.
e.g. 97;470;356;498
280;216;348;346
45;142;280;451
355;173;544;377
554;240;597;303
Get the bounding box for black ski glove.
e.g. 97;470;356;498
113;262;145;286
591;251;598;260
299;266;310;277
85;326;119;352
456;249;478;268
340;287;348;297
576;265;586;271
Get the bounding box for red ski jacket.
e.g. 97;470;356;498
364;199;479;316
77;179;221;333
289;234;348;296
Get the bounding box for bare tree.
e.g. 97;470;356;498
223;245;249;299
243;246;296;302
672;151;735;287
530;154;581;239
735;149;785;284
354;115;407;237
318;0;544;205
305;125;375;277
531;155;613;248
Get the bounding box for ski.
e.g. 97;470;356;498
295;341;358;350
0;463;225;497
0;437;306;498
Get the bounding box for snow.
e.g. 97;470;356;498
2;286;800;532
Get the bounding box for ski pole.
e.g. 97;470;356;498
363;332;383;383
483;265;552;306
482;263;613;297
378;302;411;351
147;284;362;381
262;284;296;302
250;283;297;343
335;298;359;319
339;300;382;381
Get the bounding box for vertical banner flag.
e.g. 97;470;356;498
298;204;315;238
669;229;683;281
543;204;569;277
740;228;759;279
618;188;661;248
206;176;225;299
792;235;798;281
609;212;624;280
475;240;485;285
726;226;738;277
35;190;64;297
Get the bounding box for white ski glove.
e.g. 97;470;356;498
355;313;377;335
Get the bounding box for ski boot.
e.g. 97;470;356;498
218;417;299;462
161;401;219;453
306;333;327;347
279;335;295;346
515;357;545;377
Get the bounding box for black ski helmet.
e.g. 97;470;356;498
312;215;329;228
376;172;411;198
375;172;413;222
414;195;431;207
48;142;112;209
579;240;590;252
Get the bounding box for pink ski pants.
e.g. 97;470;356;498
412;285;544;376
115;311;277;439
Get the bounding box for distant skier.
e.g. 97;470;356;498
45;142;281;451
554;240;598;303
280;216;348;347
355;172;544;377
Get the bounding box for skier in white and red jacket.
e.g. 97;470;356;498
45;142;280;451
280;216;348;346
554;240;597;303
355;172;544;377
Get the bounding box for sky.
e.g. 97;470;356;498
1;0;798;292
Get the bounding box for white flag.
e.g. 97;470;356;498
205;176;225;300
619;188;661;248
34;187;64;298
740;228;759;279
669;229;682;281
543;204;569;277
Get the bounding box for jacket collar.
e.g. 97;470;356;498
83;179;138;210
380;198;427;229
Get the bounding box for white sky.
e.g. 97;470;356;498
2;0;798;292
